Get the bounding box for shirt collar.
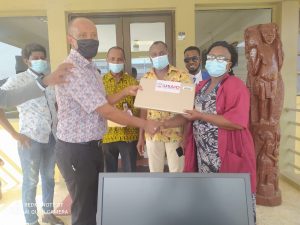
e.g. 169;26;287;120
27;68;42;78
150;64;178;75
68;49;96;69
194;68;202;78
168;65;179;73
106;71;126;81
191;69;202;82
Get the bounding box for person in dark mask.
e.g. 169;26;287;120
55;17;160;225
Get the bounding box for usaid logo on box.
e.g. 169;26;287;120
155;80;181;94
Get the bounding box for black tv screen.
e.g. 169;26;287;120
97;173;254;225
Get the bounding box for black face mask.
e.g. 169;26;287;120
76;39;99;59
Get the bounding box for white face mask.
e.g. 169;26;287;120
30;59;48;74
109;63;124;74
205;59;228;77
151;54;169;70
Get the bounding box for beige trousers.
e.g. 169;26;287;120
146;140;184;172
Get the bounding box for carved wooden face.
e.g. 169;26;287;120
245;27;261;49
248;36;260;47
260;25;276;45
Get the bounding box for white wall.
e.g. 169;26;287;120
0;42;21;80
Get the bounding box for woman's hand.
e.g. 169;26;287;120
182;109;202;121
137;137;146;156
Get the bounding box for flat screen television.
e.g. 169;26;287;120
96;173;255;225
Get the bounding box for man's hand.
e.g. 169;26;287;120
42;63;74;86
123;85;142;96
106;85;142;105
137;120;161;156
12;132;31;148
160;120;168;129
143;120;160;135
137;137;146;156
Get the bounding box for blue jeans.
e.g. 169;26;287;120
18;134;56;224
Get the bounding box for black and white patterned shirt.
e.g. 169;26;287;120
1;69;57;143
193;82;221;173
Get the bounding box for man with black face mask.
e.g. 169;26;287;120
184;46;210;85
54;17;160;225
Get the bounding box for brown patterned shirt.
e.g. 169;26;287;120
102;72;139;143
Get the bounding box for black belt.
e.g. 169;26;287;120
58;139;102;147
77;140;101;144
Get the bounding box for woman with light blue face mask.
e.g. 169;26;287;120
162;41;257;224
185;41;256;224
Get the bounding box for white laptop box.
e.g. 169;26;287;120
134;78;195;114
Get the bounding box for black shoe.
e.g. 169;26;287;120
42;214;64;225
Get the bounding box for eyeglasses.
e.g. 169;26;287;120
206;54;230;62
184;56;200;63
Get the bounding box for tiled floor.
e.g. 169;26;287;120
256;178;300;225
0;176;299;225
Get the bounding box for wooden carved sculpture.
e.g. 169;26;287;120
245;23;284;206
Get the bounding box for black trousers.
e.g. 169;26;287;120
102;141;137;172
55;139;103;225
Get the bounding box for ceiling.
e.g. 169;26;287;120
0;9;272;56
0;9;272;52
196;9;272;51
0;17;49;52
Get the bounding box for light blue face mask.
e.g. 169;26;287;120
151;54;169;70
30;59;48;74
109;63;124;74
205;59;228;77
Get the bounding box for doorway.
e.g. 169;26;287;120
70;12;174;79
